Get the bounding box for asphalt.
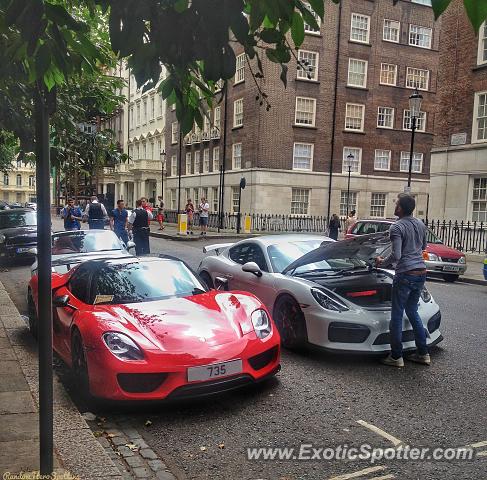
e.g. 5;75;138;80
0;230;486;480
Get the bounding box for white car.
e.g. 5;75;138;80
198;234;442;354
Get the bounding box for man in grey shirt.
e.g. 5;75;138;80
376;194;430;367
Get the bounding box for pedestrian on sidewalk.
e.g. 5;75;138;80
141;197;153;225
157;196;164;209
156;207;165;231
110;199;129;245
328;214;340;241
128;199;152;255
345;210;357;231
84;195;107;230
61;198;83;231
376;194;430;368
185;198;195;235
198;197;210;236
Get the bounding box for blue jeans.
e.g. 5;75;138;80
390;273;428;359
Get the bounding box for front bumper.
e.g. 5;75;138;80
305;300;443;354
425;259;467;277
0;244;37;260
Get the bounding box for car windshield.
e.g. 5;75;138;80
0;211;37;229
268;240;337;273
92;261;205;304
52;231;122;255
426;229;443;244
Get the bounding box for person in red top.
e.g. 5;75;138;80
141;197;153;226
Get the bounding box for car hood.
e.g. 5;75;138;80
108;292;257;352
0;226;37;238
426;243;463;259
282;233;391;274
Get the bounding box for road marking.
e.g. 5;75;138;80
467;440;487;448
328;465;387;480
476;451;487;457
368;476;395;480
356;420;403;447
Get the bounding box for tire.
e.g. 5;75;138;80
71;329;91;400
273;295;308;351
27;291;38;340
443;274;459;283
199;271;214;289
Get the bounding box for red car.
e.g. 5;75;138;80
345;219;467;282
28;256;280;401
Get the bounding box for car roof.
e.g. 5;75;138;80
241;234;331;248
52;229;116;236
82;255;183;268
0;208;34;214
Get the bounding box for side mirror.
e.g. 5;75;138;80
53;295;70;308
126;240;136;250
214;276;229;291
28;247;38;255
242;262;262;277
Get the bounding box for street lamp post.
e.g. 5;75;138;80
407;88;423;189
346;153;354;215
159;149;165;204
236;176;246;234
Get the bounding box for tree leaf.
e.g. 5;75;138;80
463;0;487;31
291;11;305;47
307;0;325;20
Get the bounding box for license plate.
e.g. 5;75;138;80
16;247;30;253
443;265;460;272
187;359;242;382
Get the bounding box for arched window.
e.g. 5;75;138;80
16;174;22;186
3;174;9;186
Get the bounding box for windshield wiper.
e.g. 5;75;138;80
293;268;335;277
328;266;370;276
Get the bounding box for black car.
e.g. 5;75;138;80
0;209;38;263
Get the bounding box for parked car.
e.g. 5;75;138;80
27;256;280;401
0;208;38;263
0;201;10;210
25;202;37;211
30;229;136;276
345;219;467;282
8;202;24;209
198;234;442;353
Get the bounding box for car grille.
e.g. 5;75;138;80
373;330;416;345
328;322;370;343
440;257;459;263
167;375;255;399
248;346;279;371
117;373;168;393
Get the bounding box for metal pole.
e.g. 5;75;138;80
219;81;229;230
346;165;351;215
217;165;223;233
34;86;53;476
177;128;182;213
408;116;416;188
237;183;242;234
160;152;165;201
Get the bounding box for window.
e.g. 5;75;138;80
231;187;240;213
212;187;219;212
343;147;361;173
374;150;391;170
194;151;200;173
134;144;139;160
149;142;154;160
233;99;243;127
383;19;400;43
3;174;8;186
170;189;176;210
128;145;134;159
69;265;92;303
347;59;368;88
293;143;313;170
377;107;394;129
232;143;242;169
303;2;321;34
203;149;210;172
193;188;199;203
380;63;397;86
409;24;432;49
340;191;357;217
150;96;155;121
214;106;221;130
170;155;177;177
203;115;210;133
213;146;220;171
15;174;22;186
473;92;487;142
157;139;162;158
229;243;268;271
159;93;164;117
472;178;487;222
291;188;310;216
477;23;487;66
185;152;192;175
403;110;426;132
297;50;319;81
171;122;179;144
201;187;208;203
350;13;370;44
129;106;134;129
235;53;245;84
142;142;147;159
400;152;423;173
412;0;432;5
136;103;141;126
370;193;387;218
295;97;316;126
345;103;365;132
185;188;191;202
406;67;429;90
142;99;147;124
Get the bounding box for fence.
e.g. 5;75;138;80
163;211;487;255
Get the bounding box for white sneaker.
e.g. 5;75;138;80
406;353;431;365
381;354;404;367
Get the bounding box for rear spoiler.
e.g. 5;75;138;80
203;243;234;255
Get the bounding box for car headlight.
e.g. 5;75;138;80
0;234;5;244
102;332;144;360
458;256;466;264
251;309;272;339
311;288;349;312
425;252;439;261
420;287;432;303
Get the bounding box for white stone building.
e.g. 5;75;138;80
0;159;36;204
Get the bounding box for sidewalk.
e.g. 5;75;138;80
149;223;255;241
0;281;123;479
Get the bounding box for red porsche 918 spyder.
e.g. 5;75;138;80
27;256;280;401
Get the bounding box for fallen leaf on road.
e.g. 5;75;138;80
107;433;116;438
218;443;225;450
200;446;207;452
126;443;139;452
145;420;152;427
93;431;103;437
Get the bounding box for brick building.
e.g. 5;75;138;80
429;0;487;222
164;0;439;218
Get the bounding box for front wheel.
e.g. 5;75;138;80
199;271;214;289
443;274;459;283
27;291;38;339
273;295;308;351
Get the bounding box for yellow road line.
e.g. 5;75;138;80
356;420;403;447
328;465;387;480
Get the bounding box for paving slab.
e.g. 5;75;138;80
0;391;36;414
0;438;39;475
0;372;29;392
0;412;39;442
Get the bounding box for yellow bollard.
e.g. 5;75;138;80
178;213;188;235
244;215;251;234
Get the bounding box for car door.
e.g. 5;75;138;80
54;265;92;361
227;242;276;308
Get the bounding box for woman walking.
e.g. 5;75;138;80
328;214;341;241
